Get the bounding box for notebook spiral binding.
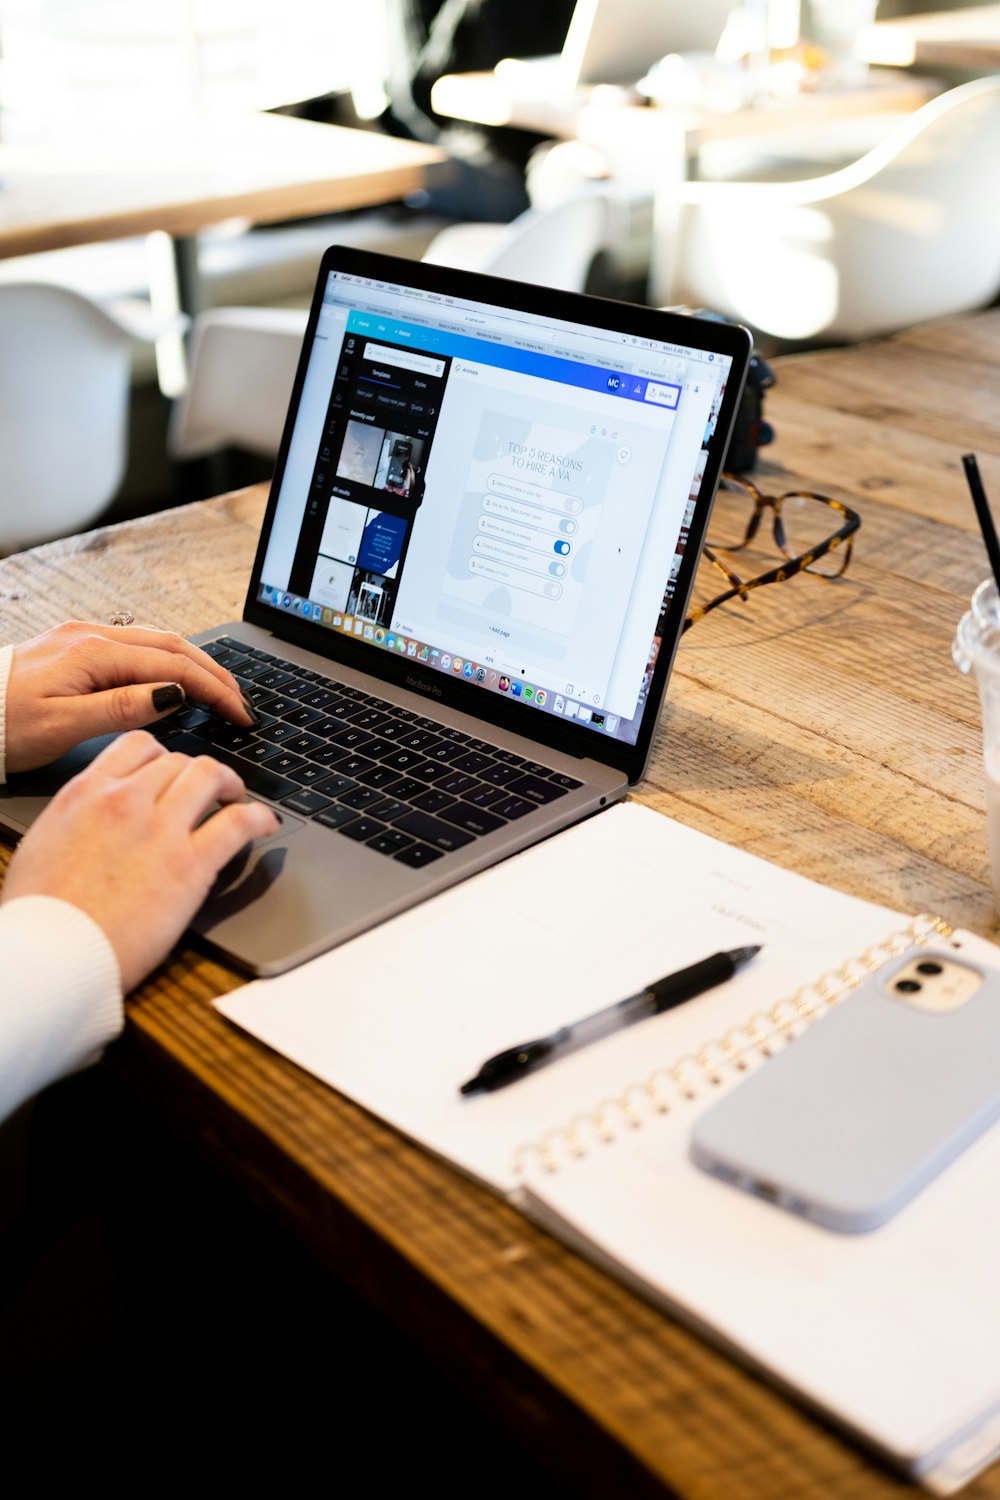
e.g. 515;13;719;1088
514;914;954;1177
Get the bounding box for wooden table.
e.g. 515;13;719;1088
429;66;941;174
0;111;443;386
0;112;443;263
857;5;1000;70
3;308;1000;1496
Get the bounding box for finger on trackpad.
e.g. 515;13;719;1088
251;804;305;848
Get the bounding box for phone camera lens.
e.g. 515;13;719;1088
915;960;943;976
895;979;922;993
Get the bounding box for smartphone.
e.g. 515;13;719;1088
689;950;1000;1232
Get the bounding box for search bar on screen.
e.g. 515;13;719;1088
363;342;445;378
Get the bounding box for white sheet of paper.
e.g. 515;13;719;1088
215;802;903;1193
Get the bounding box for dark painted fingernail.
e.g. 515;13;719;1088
240;692;260;725
152;683;185;713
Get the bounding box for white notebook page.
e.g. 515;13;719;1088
216;802;904;1195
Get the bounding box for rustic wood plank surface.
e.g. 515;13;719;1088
3;308;1000;1497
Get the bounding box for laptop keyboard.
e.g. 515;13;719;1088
158;636;582;869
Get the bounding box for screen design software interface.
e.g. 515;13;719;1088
257;269;734;748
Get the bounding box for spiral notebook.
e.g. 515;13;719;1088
215;802;1000;1493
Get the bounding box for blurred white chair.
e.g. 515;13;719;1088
167;306;308;462
0;283;165;554
421;187;615;292
168;196;616;471
651;76;1000;344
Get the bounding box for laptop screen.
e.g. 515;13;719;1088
247;248;749;768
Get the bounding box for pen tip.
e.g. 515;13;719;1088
730;944;762;967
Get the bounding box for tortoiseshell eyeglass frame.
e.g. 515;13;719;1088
684;474;861;631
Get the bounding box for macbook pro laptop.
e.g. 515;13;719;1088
496;0;736;92
0;246;751;975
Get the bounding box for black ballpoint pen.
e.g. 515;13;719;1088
460;944;762;1096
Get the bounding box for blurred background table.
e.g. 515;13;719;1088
857;4;1000;69
429;65;942;169
0;112;443;264
0;111;444;392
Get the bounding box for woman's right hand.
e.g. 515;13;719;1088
1;731;279;992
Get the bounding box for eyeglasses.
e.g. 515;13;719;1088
683;475;861;631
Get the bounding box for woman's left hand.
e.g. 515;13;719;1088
1;730;278;991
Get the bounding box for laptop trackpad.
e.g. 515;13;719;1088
206;807;304;895
249;805;304;850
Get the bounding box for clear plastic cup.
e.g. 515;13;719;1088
953;578;1000;912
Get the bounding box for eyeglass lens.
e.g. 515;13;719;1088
706;485;847;578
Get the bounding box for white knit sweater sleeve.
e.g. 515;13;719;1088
0;897;124;1123
0;642;12;785
0;644;124;1119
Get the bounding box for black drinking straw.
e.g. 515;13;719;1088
963;453;1000;592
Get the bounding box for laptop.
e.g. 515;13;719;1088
496;0;736;92
0;246;751;976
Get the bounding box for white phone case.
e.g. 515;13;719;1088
689;949;1000;1232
